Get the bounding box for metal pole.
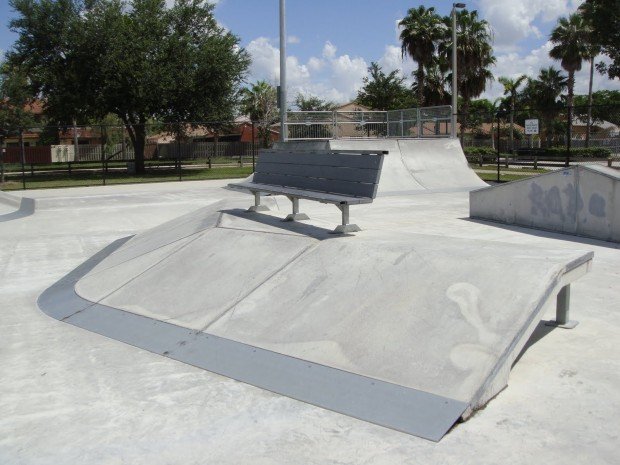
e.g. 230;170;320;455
279;0;287;142
19;128;26;190
451;4;466;139
566;105;572;167
101;125;106;186
451;6;458;139
251;121;256;172
496;114;501;183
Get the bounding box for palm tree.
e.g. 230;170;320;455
241;80;278;148
524;67;568;147
498;75;527;159
441;9;496;144
399;6;446;107
549;13;589;144
578;2;602;147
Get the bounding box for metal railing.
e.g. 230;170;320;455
286;105;453;140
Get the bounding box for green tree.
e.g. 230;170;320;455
580;0;620;80
574;90;620;127
577;3;602;147
0;63;36;183
549;13;589;143
411;58;451;106
522;67;568;146
289;93;335;139
7;0;249;173
356;62;416;111
441;9;496;143
241;80;278;148
498;75;527;154
294;94;335;111
399;6;446;107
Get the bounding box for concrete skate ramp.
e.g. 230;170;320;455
270;138;485;195
0;191;35;222
470;165;620;243
39;198;593;441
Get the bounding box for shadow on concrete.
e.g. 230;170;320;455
0;197;35;222
512;320;556;368
464;217;620;250
222;208;352;241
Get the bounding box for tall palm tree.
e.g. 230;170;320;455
399;6;446;107
498;75;527;158
525;67;568;147
578;2;602;147
549;13;589;144
441;9;496;144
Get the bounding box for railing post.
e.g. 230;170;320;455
416;108;421;138
333;110;338;140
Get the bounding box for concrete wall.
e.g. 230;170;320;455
470;165;620;243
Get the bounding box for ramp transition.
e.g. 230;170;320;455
470;164;620;243
274;138;486;195
39;193;593;441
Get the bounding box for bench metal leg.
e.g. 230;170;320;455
283;197;309;221
331;204;361;234
545;284;578;329
247;191;269;212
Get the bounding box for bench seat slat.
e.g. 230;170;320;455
260;151;384;170
257;162;380;184
252;172;378;198
230;181;373;205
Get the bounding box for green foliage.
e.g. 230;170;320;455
580;0;620;80
399;6;446;106
294;94;335;111
0;62;36;141
573;90;620;126
7;0;250;173
356;62;416;110
542;147;611;158
240;81;278;148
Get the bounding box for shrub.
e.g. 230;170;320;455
464;147;498;164
542;147;612;158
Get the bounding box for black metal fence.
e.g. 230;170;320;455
459;104;620;167
0;121;261;190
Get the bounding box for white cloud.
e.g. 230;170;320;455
483;41;620;100
479;0;582;52
244;37;371;104
323;41;337;59
287;35;300;44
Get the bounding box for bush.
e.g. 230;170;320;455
542;147;612;158
464;147;498;164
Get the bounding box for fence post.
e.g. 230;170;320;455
333;111;338;139
566;105;572;167
20;128;26;190
416;108;421;138
101;125;106;186
496;114;501;183
177;131;182;181
251;121;256;172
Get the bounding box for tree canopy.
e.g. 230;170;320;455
356;62;416;111
580;0;620;80
6;0;250;172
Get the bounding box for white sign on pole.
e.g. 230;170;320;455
524;119;539;135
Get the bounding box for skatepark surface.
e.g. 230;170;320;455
1;140;619;463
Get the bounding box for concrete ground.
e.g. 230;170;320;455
1;179;619;464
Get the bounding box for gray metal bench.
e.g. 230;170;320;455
229;149;386;233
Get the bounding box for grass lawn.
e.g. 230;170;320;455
0;166;253;191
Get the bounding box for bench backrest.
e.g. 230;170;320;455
253;149;386;199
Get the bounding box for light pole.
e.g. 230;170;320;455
279;0;287;142
451;3;466;139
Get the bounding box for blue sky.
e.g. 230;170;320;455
2;0;619;104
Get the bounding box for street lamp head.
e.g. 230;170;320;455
454;3;466;8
